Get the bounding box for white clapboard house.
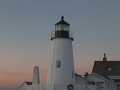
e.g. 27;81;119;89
92;53;120;90
75;54;120;90
18;81;32;90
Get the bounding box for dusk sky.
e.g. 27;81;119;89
0;0;120;89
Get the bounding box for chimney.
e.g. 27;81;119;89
84;72;89;77
103;53;107;61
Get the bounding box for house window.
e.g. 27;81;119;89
56;60;61;68
117;84;120;90
88;81;95;85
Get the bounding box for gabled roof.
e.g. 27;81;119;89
86;73;109;80
18;81;32;88
25;81;32;85
92;61;120;76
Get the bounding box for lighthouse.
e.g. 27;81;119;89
46;16;75;90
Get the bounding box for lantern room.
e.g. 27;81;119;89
51;16;73;40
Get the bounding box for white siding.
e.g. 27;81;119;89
46;38;75;90
19;83;32;90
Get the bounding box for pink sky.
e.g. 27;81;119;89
0;53;120;89
0;61;92;88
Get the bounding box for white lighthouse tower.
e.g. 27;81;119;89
46;16;75;90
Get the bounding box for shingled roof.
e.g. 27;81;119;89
25;81;32;85
92;61;120;76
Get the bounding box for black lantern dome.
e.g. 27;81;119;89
51;16;73;41
55;16;69;26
